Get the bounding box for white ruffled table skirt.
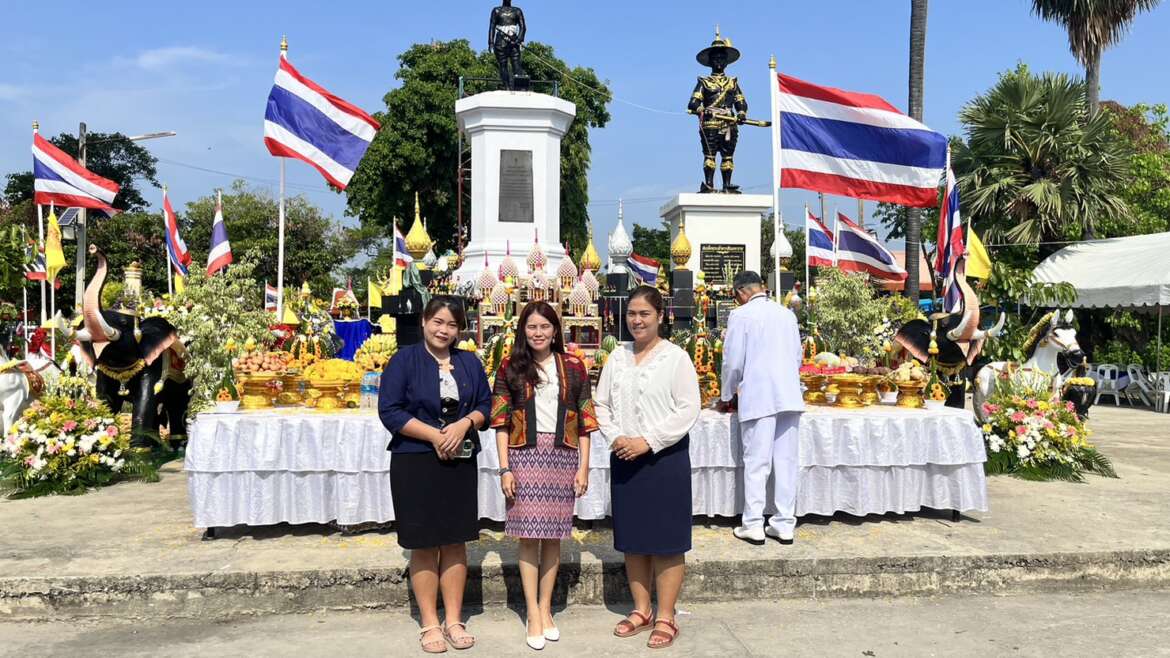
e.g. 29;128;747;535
185;406;988;529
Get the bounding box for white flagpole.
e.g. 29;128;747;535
50;274;56;358
36;203;46;326
163;186;173;297
367;277;372;321
277;158;286;320
832;207;841;266
803;205;811;294
276;36;288;321
22;284;30;358
769;55;783;301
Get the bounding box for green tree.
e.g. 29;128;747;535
631;222;671;264
1100;101;1170;236
86;211;171;297
952;65;1131;251
0;222;31;306
182;181;358;295
904;0;930;304
344;40;611;257
4;132;160;212
1031;0;1162;114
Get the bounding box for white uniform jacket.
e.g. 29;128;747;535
719;294;805;421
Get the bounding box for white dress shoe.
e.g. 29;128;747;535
543;626;560;642
733;525;766;545
526;635;546;650
765;526;795;544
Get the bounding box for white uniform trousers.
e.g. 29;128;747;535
739;411;801;533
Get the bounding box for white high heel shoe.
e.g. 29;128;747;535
543;625;560;642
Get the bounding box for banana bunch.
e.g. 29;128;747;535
303;358;363;384
354;335;398;372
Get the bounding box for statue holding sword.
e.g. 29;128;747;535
687;28;770;194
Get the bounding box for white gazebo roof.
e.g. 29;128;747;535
1032;232;1170;310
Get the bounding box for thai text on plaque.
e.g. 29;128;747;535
498;149;534;223
699;243;746;285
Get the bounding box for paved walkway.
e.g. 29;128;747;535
1;405;1167;617
4;591;1170;657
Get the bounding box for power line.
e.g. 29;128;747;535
155;158;341;197
525;49;690;117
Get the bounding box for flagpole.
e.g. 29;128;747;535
276;36;288;321
803;205;811;295
832;207;840;266
36;202;46;326
769;55;783;301
50;271;56;358
163;186;173;297
22;284;29;358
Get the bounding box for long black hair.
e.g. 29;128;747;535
505;301;565;391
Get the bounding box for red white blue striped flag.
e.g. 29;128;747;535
805;208;835;268
627;253;660;286
206;191;233;275
935;166;965;312
775;74;947;208
264;54;380;190
834;212;907;281
162;189;191;277
32;132;120;215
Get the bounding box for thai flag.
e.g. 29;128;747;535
627;253;660;286
31;133;120;215
805;208;835;268
393;226;413;268
162;189;191;277
206;192;233;275
24;248;46;281
834;212;907;281
775;74;947;208
265;283;279;312
264;54;381;190
935;166;965;313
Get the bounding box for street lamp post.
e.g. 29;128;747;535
74;125;176;309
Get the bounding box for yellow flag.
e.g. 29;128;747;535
44;209;66;283
174;273;186;295
385;267;403;295
966;226;992;280
368;279;383;308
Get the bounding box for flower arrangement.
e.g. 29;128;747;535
0;393;159;497
980;373;1117;482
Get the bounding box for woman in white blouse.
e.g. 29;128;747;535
594;286;701;650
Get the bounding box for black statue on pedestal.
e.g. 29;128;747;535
688;30;748;194
489;0;528;91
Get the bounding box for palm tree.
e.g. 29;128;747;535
952;67;1131;254
1031;0;1162;114
904;0;928;305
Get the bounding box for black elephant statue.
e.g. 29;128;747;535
74;245;191;449
894;261;1005;409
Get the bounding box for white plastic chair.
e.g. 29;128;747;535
1094;364;1123;405
1125;365;1155;407
1153;372;1170;413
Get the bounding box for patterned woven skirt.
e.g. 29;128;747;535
506;432;579;540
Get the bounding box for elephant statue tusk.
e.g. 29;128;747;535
82;245;121;347
970;311;1007;341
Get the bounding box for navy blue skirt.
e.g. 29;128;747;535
611;435;692;555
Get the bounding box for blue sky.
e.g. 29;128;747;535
2;0;1168;257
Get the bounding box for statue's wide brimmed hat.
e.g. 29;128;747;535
696;34;740;67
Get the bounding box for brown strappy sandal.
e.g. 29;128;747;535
418;625;447;654
647;618;680;649
442;621;475;650
613;609;654;638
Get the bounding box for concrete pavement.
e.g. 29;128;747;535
3;591;1170;657
1;405;1168;619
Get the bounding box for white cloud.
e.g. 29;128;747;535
0;83;28;101
117;46;231;71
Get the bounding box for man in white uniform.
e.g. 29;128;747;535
719;271;804;545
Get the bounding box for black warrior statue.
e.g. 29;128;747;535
489;0;529;91
687;29;768;194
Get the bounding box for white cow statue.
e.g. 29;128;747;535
973;309;1089;423
0;350;60;438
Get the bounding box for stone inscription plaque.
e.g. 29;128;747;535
498;149;534;223
699;243;746;286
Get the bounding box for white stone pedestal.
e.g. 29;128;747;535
453;91;576;284
660;193;770;285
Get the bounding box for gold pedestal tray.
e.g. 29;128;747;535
896;381;927;409
305;380;348;411
861;376;884;406
237;374;280;410
275;373;304;407
800;374;827;405
830;374;867;408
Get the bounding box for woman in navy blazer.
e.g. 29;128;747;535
379;296;491;653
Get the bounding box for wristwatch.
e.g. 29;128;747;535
497;467;512;477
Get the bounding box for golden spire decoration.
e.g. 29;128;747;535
579;218;602;273
404;192;433;265
671;218;693;270
280;35;288;53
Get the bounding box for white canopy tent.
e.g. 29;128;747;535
1032;231;1170;372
